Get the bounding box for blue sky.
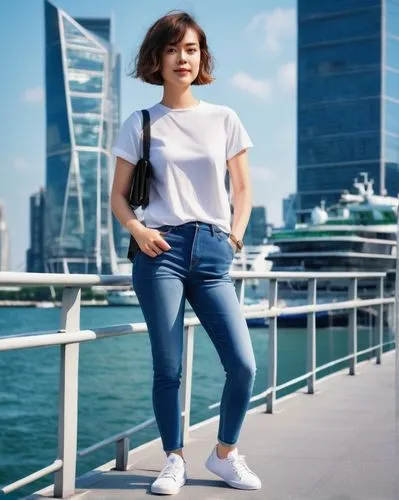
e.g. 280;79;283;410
0;0;296;271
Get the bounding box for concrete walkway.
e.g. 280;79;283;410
28;351;397;500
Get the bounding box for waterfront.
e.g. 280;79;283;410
0;306;393;499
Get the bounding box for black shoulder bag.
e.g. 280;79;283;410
127;109;152;262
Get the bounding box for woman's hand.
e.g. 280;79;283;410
133;226;172;258
227;236;237;253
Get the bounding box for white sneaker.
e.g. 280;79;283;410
150;453;187;495
205;445;261;490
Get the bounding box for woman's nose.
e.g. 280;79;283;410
177;51;187;63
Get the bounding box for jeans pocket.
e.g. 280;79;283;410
219;232;234;259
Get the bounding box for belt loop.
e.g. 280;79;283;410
210;224;214;237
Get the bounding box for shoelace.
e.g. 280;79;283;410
159;461;184;480
227;455;253;480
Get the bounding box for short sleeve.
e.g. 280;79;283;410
225;108;254;161
112;111;142;165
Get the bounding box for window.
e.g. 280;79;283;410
299;39;380;78
298;133;380;165
299;99;380;137
299;71;380;104
298;0;380;21
299;8;380;46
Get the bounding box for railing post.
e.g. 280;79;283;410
115;437;130;471
266;279;278;414
54;287;81;498
234;278;246;307
307;278;317;394
376;277;384;364
348;278;358;376
181;325;195;444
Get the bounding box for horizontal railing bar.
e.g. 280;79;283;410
78;417;157;457
0;317;200;352
0;324;149;352
230;271;387;280
272;298;394;316
316;354;354;372
276;371;314;391
0;270;387;287
1;298;393;352
208;387;273;409
0;272;132;287
1;459;63;494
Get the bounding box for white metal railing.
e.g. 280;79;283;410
0;270;396;498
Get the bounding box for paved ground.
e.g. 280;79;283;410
27;351;398;500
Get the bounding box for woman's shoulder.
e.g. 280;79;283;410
200;101;239;121
121;109;143;128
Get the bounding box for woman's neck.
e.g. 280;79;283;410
160;86;198;110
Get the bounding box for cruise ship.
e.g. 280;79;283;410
268;174;398;324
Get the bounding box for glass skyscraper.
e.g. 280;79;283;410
243;206;268;246
44;1;121;273
27;189;46;273
297;0;399;221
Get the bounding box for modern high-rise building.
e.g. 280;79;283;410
26;189;46;273
244;206;268;246
297;0;399;221
282;193;297;228
44;1;121;273
0;202;10;272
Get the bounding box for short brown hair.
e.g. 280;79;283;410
130;11;215;86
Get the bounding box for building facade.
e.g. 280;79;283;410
297;0;399;220
44;1;121;273
282;193;297;228
0;202;10;272
244;206;268;246
26;190;46;273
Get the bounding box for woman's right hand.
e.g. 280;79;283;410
133;227;172;258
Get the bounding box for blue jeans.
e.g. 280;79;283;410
132;221;256;452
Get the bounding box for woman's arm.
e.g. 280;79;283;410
227;149;253;243
110;157;145;236
110;157;171;257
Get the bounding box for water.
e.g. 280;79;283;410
0;306;393;499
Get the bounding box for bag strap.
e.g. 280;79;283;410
141;109;150;160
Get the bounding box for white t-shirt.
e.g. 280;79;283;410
112;100;253;233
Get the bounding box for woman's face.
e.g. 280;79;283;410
161;28;201;86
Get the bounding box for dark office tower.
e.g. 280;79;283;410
244;206;268;246
27;190;46;273
297;0;399;221
44;1;121;273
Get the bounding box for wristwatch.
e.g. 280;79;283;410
228;233;244;252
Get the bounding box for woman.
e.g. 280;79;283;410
111;11;261;496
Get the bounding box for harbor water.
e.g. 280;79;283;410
0;306;393;499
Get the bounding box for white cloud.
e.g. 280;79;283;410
230;72;272;100
11;158;29;171
247;8;296;54
276;62;297;93
21;87;44;103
